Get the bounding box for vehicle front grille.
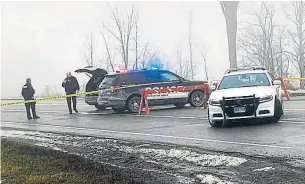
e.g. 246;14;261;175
223;96;259;106
222;95;259;117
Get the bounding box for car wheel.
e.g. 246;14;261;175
112;108;125;114
268;98;283;123
190;90;205;107
127;96;141;113
208;109;222;127
173;103;186;108
95;105;106;110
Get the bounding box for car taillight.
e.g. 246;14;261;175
111;85;120;93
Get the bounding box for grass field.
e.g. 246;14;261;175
1;138;142;184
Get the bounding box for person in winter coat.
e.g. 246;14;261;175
21;78;40;120
62;72;80;114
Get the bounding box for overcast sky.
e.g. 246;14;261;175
0;1;291;98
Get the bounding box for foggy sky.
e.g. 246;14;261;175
0;1;289;98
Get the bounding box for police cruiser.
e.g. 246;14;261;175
97;68;208;113
208;66;283;127
75;66;108;110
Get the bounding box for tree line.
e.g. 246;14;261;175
237;2;305;88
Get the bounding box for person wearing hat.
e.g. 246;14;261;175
21;78;40;120
62;72;80;114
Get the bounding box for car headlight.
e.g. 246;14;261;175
209;99;221;106
259;95;273;103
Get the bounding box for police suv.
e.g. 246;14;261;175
97;69;208;113
75;66;108;110
208;66;283;127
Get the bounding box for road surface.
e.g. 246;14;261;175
1;99;305;183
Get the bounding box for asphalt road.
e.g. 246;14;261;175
1;98;305;166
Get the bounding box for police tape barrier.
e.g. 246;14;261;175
138;85;211;115
0;90;102;107
1;83;157;107
1;82;210;107
283;77;305;81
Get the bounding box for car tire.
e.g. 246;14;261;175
127;96;141;113
268;97;283;123
112;108;125;114
190;90;205;107
208;109;222;127
95;105;106;110
173;103;186;108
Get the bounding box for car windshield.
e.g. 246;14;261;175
218;73;270;90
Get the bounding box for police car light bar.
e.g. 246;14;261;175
225;66;266;74
116;69;128;73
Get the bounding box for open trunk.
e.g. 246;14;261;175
75;66;108;95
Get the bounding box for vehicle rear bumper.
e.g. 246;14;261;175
208;100;275;121
85;95;98;105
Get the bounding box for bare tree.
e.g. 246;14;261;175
84;31;98;67
238;2;284;76
134;12;139;70
175;43;191;79
43;85;52;97
199;48;209;81
188;8;195;79
221;1;239;68
104;5;136;69
132;42;158;69
100;28;115;72
285;2;305;88
275;27;291;78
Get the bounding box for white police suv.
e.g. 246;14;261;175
208;67;283;127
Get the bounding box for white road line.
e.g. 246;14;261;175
36;104;88;107
287;134;305;139
40;116;67;122
124;114;208;120
285;108;305;111
3;109;305;123
1;121;292;149
2;110;63;113
282;116;305;120
278;120;305;124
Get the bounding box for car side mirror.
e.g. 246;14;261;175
272;80;281;86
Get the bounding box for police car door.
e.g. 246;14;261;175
145;70;185;104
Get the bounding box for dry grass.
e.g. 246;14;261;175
1;138;140;184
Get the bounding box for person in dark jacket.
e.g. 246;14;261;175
21;78;40;120
62;72;80;114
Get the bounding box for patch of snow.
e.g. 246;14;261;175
253;167;275;172
122;147;247;167
288;89;305;93
197;175;233;184
135;144;151;148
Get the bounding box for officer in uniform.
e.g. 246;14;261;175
62;72;80;114
21;78;40;120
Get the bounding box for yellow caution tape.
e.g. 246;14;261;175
0;90;102;107
283;77;305;81
1;81;209;107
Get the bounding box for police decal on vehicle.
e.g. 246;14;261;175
144;85;189;99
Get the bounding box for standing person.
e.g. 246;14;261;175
21;78;40;120
62;72;80;114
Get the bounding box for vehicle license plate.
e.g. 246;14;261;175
234;107;246;113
